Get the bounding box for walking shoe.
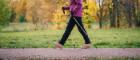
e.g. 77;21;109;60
55;42;63;49
81;44;91;49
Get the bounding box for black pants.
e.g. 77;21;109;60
59;16;91;45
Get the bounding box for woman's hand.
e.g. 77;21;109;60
62;7;65;14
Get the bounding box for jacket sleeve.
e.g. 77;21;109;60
63;6;70;10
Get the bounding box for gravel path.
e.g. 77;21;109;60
0;48;140;60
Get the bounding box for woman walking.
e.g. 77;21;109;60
55;0;91;49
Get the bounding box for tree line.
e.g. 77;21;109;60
0;0;140;29
97;0;140;28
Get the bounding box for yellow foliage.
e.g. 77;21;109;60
83;0;98;20
8;0;99;29
87;0;98;16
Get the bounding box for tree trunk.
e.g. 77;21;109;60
135;0;140;27
98;0;104;29
111;0;118;28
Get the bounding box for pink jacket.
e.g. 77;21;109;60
63;0;83;17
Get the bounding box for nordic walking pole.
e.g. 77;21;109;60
73;17;87;35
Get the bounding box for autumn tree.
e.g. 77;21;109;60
9;0;27;23
83;0;98;28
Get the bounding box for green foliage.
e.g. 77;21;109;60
0;0;11;26
19;15;26;23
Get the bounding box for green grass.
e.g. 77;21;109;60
0;28;140;48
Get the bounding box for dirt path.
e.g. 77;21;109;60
0;48;140;60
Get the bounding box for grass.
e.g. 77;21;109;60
0;28;140;48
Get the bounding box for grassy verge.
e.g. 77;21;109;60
0;28;140;48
